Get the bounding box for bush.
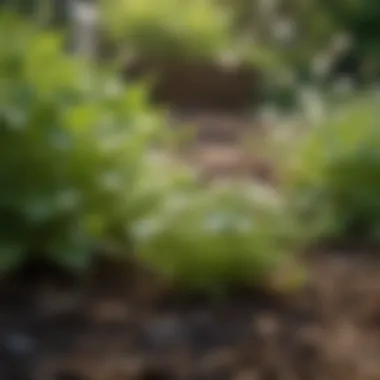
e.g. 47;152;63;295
282;93;380;242
100;0;235;61
0;12;166;273
131;180;306;293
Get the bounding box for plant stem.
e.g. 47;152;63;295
37;0;52;26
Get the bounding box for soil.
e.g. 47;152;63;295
3;249;380;380
124;59;261;113
2;112;380;380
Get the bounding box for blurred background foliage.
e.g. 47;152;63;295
99;0;236;61
98;0;380;109
2;0;379;85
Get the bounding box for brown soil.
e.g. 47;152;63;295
2;113;380;380
169;112;276;183
3;250;380;380
124;59;261;113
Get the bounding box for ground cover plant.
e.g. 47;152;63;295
131;180;307;293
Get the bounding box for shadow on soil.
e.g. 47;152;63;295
1;248;380;380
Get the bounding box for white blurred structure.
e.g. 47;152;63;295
68;0;99;59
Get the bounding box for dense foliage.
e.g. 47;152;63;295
281;94;380;242
132;181;305;292
0;13;165;272
100;0;235;61
322;0;380;62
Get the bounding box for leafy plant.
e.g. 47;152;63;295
282;93;380;242
131;180;306;293
0;12;165;273
99;0;235;61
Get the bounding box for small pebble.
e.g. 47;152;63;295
143;315;187;349
90;301;130;324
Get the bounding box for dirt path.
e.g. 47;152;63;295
169;112;275;183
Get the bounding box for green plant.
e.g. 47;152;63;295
131;180;306;293
322;0;380;62
0;12;166;273
100;0;235;61
282;93;380;242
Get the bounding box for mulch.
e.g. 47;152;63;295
2;249;380;380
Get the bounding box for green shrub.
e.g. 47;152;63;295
131;180;306;293
100;0;235;61
0;12;166;273
282;94;380;242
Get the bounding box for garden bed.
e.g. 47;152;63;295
1;112;380;380
2;13;380;380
